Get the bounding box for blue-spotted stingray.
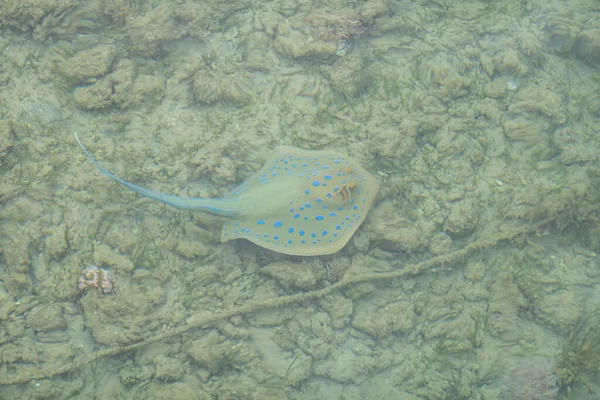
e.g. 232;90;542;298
75;133;380;256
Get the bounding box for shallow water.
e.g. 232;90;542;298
0;0;599;399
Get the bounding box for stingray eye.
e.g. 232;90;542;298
337;181;358;203
344;166;354;174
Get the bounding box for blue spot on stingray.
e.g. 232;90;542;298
323;174;332;180
329;212;337;217
273;221;283;227
299;230;305;236
274;235;279;240
294;213;300;219
316;215;324;221
312;181;320;187
241;228;246;232
305;203;311;208
257;220;265;225
288;240;292;244
311;233;316;238
316;198;323;203
288;227;294;234
326;193;332;198
338;206;343;211
336;225;341;230
305;189;310;195
353;205;358;210
322;230;328;236
301;240;306;244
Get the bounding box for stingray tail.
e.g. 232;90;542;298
74;133;242;217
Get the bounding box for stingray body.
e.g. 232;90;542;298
75;134;380;256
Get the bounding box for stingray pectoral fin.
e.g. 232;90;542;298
74;133;241;216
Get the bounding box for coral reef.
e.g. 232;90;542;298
77;266;116;294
